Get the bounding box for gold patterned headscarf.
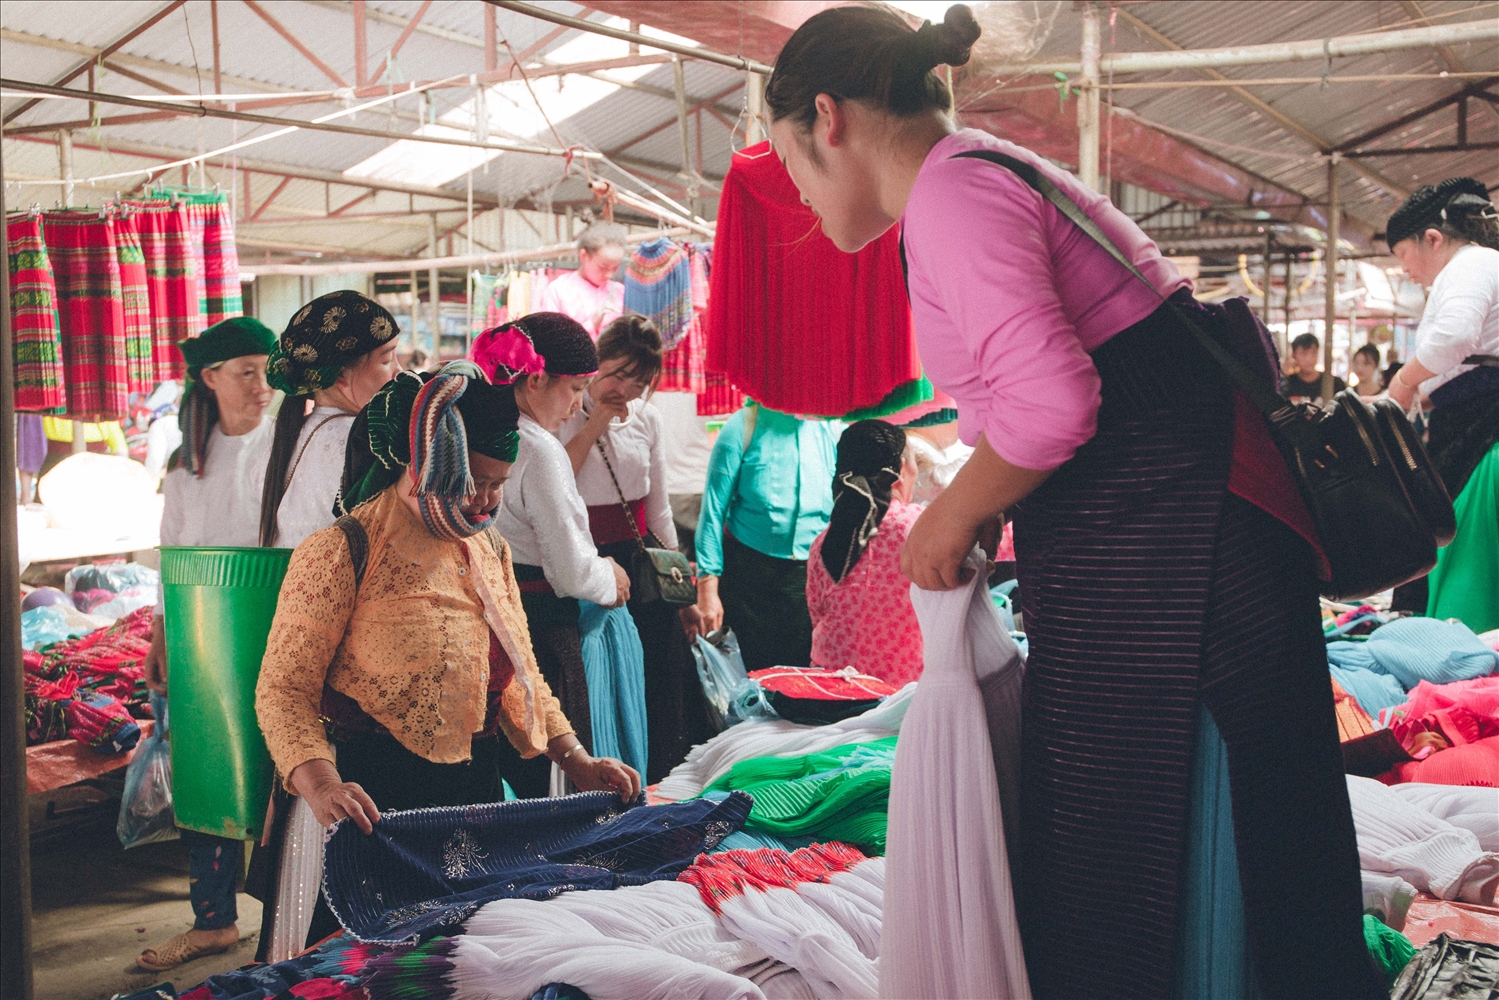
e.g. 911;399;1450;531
265;289;398;397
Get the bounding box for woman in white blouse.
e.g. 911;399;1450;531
1386;177;1499;632
258;290;403;549
559;315;715;782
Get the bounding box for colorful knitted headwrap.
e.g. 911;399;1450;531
266;289;398;397
175;316;278;477
471;312;599;384
339;361;520;540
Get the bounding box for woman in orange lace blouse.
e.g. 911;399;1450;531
255;363;641;842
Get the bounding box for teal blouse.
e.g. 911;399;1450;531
695;406;841;577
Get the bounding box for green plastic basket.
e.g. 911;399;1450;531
159;546;292;840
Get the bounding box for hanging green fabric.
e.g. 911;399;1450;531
841;376;935;422
701;736;897;852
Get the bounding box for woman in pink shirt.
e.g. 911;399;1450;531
806;420;924;686
538;222;626;339
766;6;1379;1000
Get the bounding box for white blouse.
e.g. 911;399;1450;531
157;417;273;613
556;395;678;549
496;415;618;606
1416;244;1499;396
273;405;356;549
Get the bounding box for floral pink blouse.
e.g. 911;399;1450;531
806;499;926;686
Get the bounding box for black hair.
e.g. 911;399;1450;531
596;314;664;383
1290;333;1321;353
1354;344;1381;366
766;3;981;132
1385;177;1499;250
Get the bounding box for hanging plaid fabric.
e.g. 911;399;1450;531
658;243;709;394
110;213;157;393
624;237;693;349
130;202;199;381
697;371;743;416
185;198;242;324
44;212;129;421
6;214;66;414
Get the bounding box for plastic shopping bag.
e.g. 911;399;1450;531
116;691;178;849
691;629;777;731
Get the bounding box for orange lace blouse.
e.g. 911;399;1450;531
255;485;573;783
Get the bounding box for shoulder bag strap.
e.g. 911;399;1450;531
333;515;369;590
283;412;355;495
595;438;650;554
948;149;1314;449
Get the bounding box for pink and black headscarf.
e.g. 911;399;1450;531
470;312;599;384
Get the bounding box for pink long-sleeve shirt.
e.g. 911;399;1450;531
900;129;1189;471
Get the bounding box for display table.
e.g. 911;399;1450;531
26;720;154;795
17;500;163;568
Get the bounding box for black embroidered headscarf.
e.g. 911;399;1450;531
1385;177;1494;249
266;289;399;396
821;419;907;583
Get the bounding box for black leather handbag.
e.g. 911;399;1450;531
595;440;697;607
952;149;1456;601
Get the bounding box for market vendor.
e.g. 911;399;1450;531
537;222;626;339
137;315;278;973
256;361;641;940
258;289;403;548
764;5;1382;998
1385;177;1499;633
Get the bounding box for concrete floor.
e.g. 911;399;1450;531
29;785;263;1000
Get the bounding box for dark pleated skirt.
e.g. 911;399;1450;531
599;539;717;785
514;563;592;756
1012;294;1384;1000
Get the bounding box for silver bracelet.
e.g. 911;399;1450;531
561;744;586;763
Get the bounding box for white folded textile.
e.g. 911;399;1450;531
656;683;916;800
1347;774;1499;904
1361;872;1418;931
1386;783;1499;851
881;553;1031;1000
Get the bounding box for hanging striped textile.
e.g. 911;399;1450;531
110;214;157;393
624;237;693;349
6;214;66;414
186;199;242;324
697;371;742;417
658;243;710;393
130;202;199;381
44;213;129;421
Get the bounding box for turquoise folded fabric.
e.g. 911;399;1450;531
1361;618;1499;689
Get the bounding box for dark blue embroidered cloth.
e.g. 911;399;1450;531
322;790;752;944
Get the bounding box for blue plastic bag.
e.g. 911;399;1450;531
691;630;777;731
117;692;178;849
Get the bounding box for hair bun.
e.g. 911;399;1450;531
913;4;981;70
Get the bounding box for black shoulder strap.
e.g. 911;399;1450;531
949;149;1312;446
333;515;369;590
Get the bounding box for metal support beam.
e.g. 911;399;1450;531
1323;156;1340;405
210;0;222;96
1344;141;1499;157
487;0;775;74
483;5;498;73
353;0;369;87
251;176;293;221
103;59;189;97
745;71;765;145
242;0;350;88
378;0;434;84
1335;78;1498;151
1400;0;1499;129
991;19;1499;75
428;214;441;359
1;141;37;1000
673;56;692;174
2;0;185;124
1078;4;1101;192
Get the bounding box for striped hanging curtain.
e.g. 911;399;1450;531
6;214;66;414
128;202;200;381
43;212;129;421
110;213;157;394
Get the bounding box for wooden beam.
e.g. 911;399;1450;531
484;5;498;72
242;0;350;88
251;176;293;221
2;0;186;124
376;0;434;83
353;0;369;88
211;0;222;96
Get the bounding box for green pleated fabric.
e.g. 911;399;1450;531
1362;914;1416;986
701;736;897;852
840;377;934;422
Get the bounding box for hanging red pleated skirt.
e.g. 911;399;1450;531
706;141;919;416
110;214;157;394
130;203;200;380
5;214;66;414
187;201;242;325
44;213;129;421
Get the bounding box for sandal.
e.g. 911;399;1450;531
136;931;234;972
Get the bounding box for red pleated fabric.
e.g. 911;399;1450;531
44;213;129;420
130;203;200;381
5;215;66;413
706;141;919;417
110;214;157;394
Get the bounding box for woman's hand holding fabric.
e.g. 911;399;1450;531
562;752;643;802
902;504;982;591
143;617;169;694
291;758;381;834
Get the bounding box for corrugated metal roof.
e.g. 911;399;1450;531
3;0;1493;264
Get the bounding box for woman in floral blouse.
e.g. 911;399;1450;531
805;419;925;686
